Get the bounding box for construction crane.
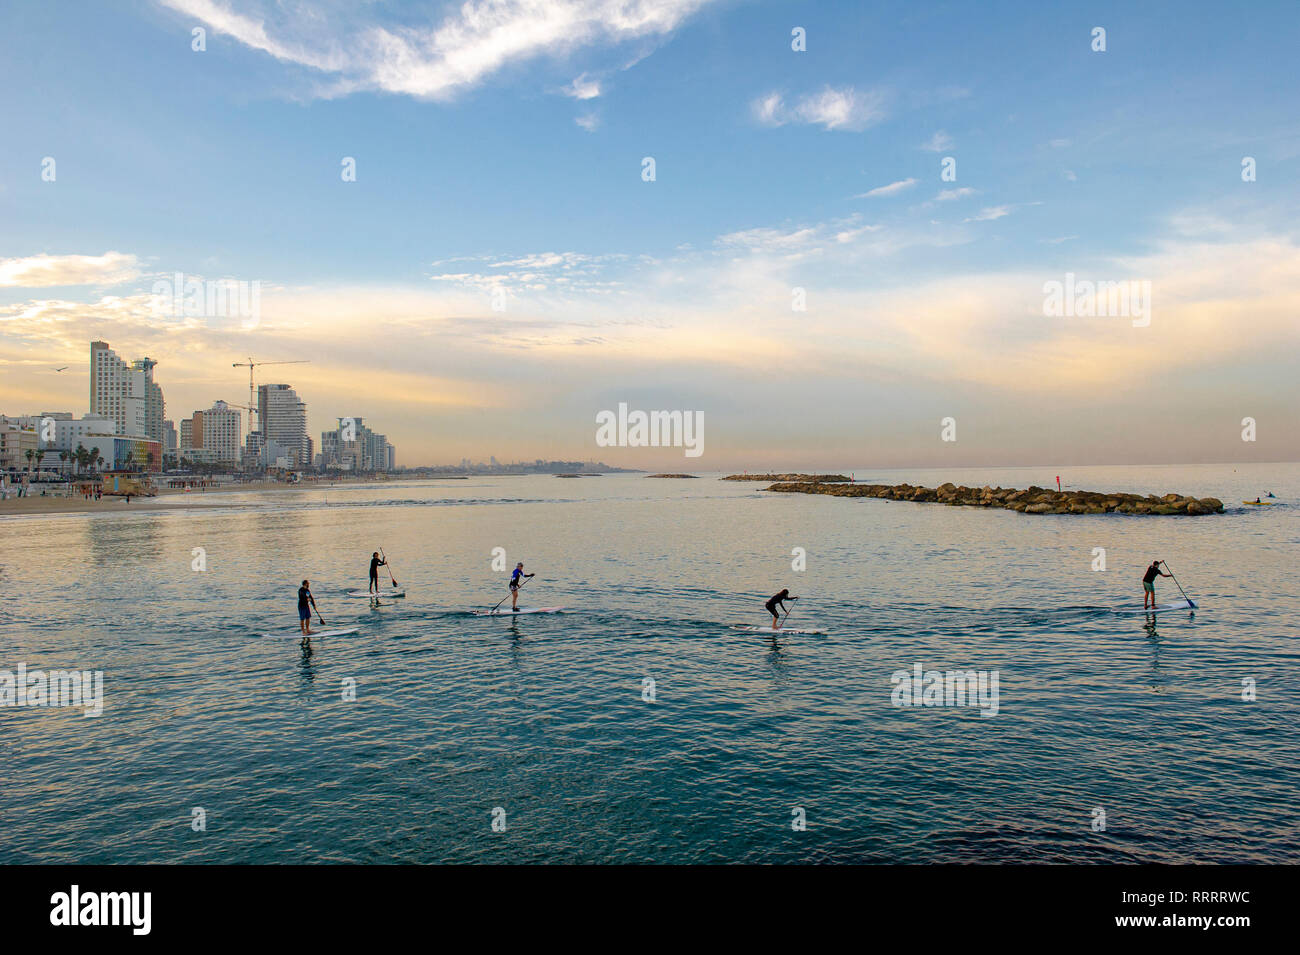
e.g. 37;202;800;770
232;358;309;439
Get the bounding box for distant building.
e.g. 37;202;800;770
258;384;311;468
181;401;242;466
319;416;396;472
132;357;165;444
163;419;178;453
0;415;40;478
89;342;164;440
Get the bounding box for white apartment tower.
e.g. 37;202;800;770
90;341;146;438
258;383;311;467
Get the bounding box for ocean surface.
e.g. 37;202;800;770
1;463;1296;864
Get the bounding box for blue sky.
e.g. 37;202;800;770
2;0;1298;467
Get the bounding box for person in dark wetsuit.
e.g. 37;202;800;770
368;552;387;593
508;562;534;611
765;588;798;629
298;580;319;635
1142;560;1171;609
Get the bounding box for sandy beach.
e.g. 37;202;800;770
0;476;396;517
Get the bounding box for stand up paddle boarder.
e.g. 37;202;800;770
1142;560;1172;610
508;562;534;611
765;588;798;629
368;552;388;594
298;580;320;635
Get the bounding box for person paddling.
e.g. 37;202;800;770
368;551;388;594
298;579;320;635
508;562;534;611
1142;560;1172;609
765;588;798;629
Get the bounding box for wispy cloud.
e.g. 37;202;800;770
857;178;917;198
160;0;716;100
964;206;1010;222
0;252;140;288
935;187;976;201
575;112;601;132
921;130;953;152
563;72;602;99
752;86;888;131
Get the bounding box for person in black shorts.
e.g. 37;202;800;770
508;562;534;611
765;589;798;629
1142;560;1171;609
298;580;319;635
368;552;387;594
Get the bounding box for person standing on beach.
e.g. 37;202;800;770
368;552;387;594
509;562;534;611
298;580;319;635
1142;560;1171;609
765;589;798;629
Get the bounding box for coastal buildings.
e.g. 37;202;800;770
258;384;312;468
90;341;165;441
318;417;396;472
0;415;39;477
179;401;242;466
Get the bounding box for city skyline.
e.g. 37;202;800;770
2;1;1298;468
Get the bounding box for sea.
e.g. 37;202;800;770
1;462;1296;864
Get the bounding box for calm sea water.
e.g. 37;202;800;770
1;463;1296;864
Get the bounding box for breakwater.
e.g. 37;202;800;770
765;481;1224;515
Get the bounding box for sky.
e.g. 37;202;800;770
1;0;1297;469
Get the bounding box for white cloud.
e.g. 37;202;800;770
752;85;887;131
965;206;1010;222
935;187;976;201
160;0;716;100
857;178;918;198
563;72;602;99
575;112;601;131
922;130;953;152
0;252;140;288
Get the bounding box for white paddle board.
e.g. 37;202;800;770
472;607;566;616
733;625;827;634
1116;599;1196;613
347;589;405;598
265;627;361;637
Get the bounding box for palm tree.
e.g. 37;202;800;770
24;448;34;478
34;449;45;477
89;447;100;474
59;450;69;475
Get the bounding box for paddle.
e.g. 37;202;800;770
780;596;799;629
1158;561;1197;609
490;574;532;613
380;547;399;587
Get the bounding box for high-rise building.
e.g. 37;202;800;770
163;419;178;453
258;383;310;467
131;357;165;444
90;341;147;438
319;416;396;472
182;401;242;465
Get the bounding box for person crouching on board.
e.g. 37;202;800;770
368;552;387;594
765;589;798;629
298;580;319;635
509;562;534;611
1142;560;1171;609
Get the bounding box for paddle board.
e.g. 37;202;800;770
347;589;405;598
471;607;566;616
733;625;827;634
266;627;361;637
1242;501;1276;506
1116;599;1196;613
